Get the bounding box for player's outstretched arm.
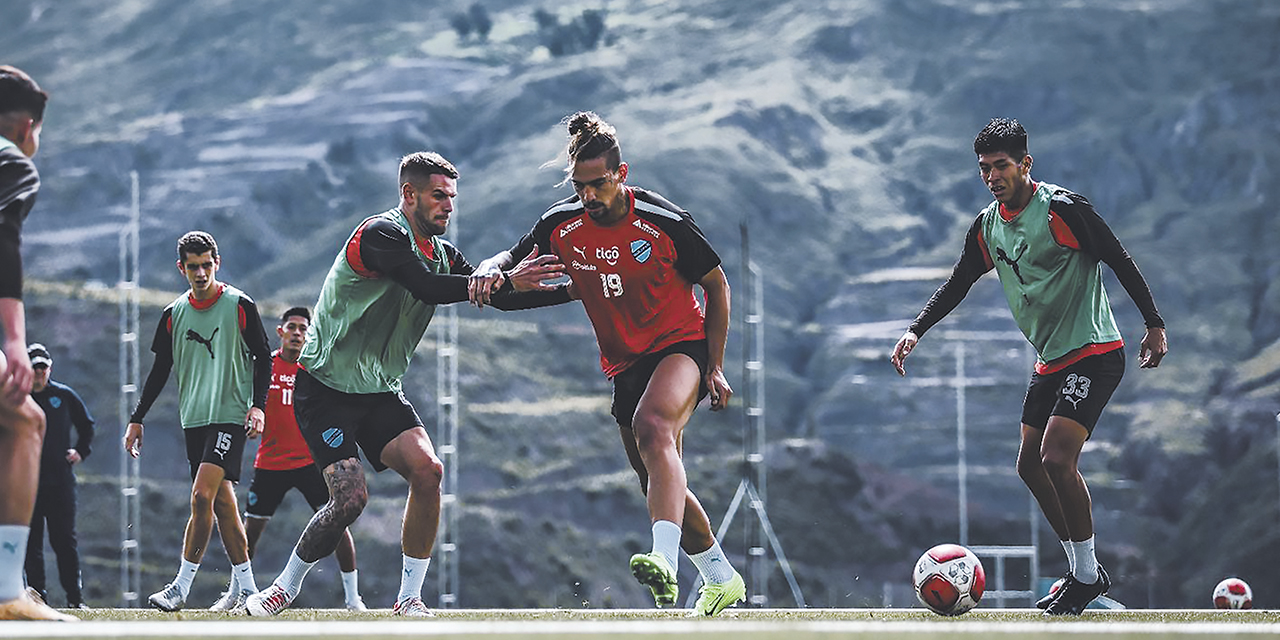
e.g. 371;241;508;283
468;251;514;308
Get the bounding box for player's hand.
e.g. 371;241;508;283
1139;326;1167;369
124;422;144;458
706;367;733;411
890;331;919;377
0;343;33;407
66;449;83;465
507;245;566;293
468;255;509;309
245;406;265;438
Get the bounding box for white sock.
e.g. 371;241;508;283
397;555;430;603
688;540;735;585
174;559;200;597
1070;537;1099;584
232;560;258;593
277;550;317;599
651;520;682;574
0;525;31;600
1060;539;1075;574
341;570;360;604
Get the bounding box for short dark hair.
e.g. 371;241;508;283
563;111;621;171
974;118;1028;161
280;306;311;325
0;65;48;123
399;152;458;189
177;230;219;262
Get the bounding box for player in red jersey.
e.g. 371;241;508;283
239;307;365;610
468;112;744;616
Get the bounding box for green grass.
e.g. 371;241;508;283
57;607;1280;623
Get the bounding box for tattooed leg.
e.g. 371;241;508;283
295;458;367;563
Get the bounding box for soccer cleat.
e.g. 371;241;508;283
209;586;253;612
0;592;78;621
1044;565;1110;616
345;596;368;611
392;596;434;617
148;582;186;612
692;570;746;617
629;552;678;607
245;584;294;617
1036;573;1070;609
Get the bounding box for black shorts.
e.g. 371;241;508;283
1021;347;1125;437
611;339;710;427
183;424;247;482
294;369;424;473
245;465;329;518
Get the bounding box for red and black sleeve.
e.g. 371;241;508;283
237;296;273;410
1050;191;1164;329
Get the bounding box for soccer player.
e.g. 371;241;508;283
245;151;570;617
467;112;745;616
0;64;76;622
241;307;365;610
124;231;273;612
25;343;95;610
890;118;1168;616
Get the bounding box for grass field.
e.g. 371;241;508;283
6;608;1280;640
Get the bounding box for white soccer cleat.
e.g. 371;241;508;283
245;583;294;617
147;582;186;612
392;596;434;617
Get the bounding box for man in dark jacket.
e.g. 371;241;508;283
24;343;94;609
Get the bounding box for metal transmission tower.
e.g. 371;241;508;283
117;171;142;607
691;225;805;608
434;217;461;608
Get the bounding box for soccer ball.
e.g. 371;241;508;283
913;543;986;616
1213;577;1253;610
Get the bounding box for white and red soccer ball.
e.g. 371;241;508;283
913;543;986;616
1213;577;1252;610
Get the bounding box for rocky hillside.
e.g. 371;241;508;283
6;0;1280;609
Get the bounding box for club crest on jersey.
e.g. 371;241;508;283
50;397;62;409
560;218;584;238
632;219;661;239
630;239;652;264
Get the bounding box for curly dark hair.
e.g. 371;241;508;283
974;118;1028;161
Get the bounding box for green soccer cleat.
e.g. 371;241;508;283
692;570;746;617
629;552;678;607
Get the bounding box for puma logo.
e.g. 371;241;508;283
572;246;587;260
186;327;219;359
995;245;1028;285
2;541;17;554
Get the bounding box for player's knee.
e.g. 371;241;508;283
1015;450;1044;483
190;487;216;514
630;413;676;455
406;456;443;492
12;400;46;441
1040;448;1076;479
330;488;368;525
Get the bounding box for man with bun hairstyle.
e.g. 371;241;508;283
469;112;744;616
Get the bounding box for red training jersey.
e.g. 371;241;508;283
254;351;314;470
508;187;722;377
